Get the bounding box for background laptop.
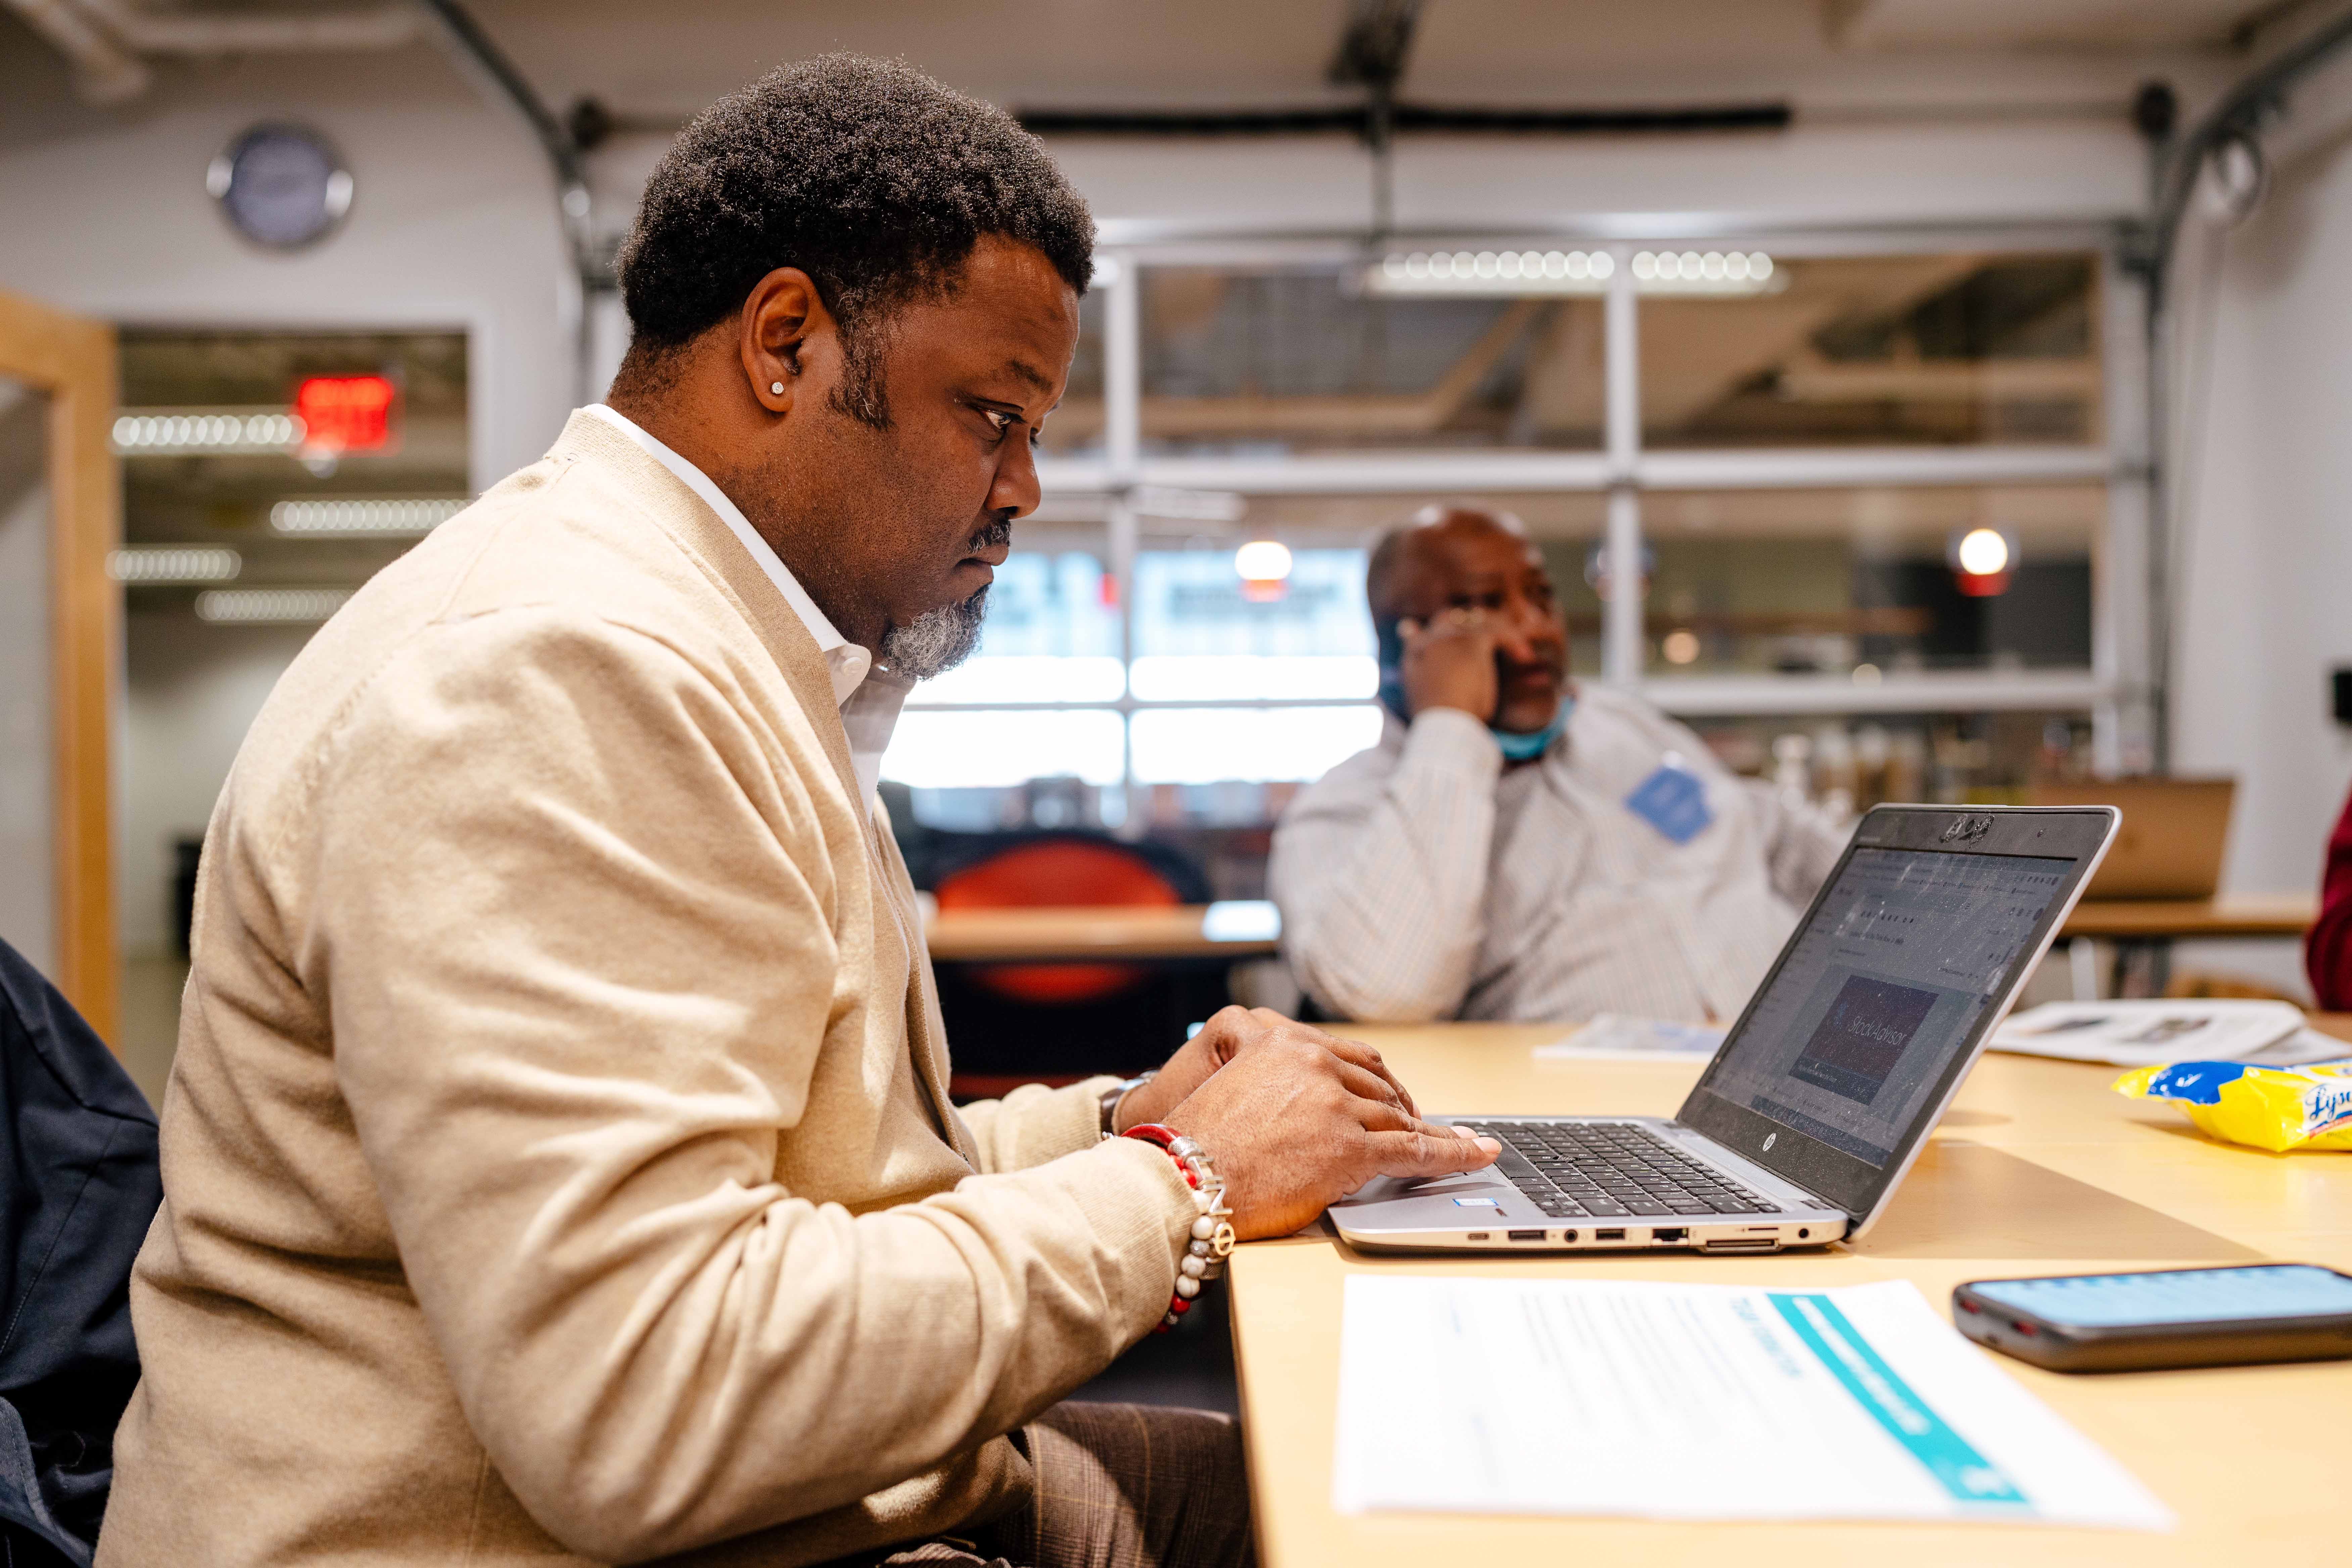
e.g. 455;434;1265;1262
2026;777;2234;900
1332;803;2119;1255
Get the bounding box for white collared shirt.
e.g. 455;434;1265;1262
585;404;906;802
1268;687;1851;1025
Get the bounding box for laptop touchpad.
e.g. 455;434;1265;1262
1340;1170;1513;1205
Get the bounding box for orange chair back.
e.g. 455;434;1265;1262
934;840;1181;1004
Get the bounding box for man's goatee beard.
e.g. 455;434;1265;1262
881;586;989;681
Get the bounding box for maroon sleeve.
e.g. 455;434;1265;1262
2306;782;2352;1011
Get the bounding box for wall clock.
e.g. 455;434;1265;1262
206;124;352;250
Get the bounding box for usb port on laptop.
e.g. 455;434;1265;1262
1506;1229;1547;1242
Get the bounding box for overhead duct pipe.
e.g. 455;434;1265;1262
414;0;602;404
1;0;148;104
6;0;419;104
72;0;418;54
1014;102;1792;139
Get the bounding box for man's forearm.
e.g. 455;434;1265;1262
957;1076;1126;1173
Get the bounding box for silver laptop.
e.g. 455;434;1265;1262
1333;803;2119;1255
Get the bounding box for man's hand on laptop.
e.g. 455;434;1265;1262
1158;1023;1504;1240
1113;1006;1424;1132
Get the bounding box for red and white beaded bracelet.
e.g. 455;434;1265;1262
1120;1122;1236;1332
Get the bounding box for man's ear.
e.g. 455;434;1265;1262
739;268;838;416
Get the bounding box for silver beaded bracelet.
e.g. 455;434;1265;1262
1119;1123;1235;1331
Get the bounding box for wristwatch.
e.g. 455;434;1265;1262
1098;1070;1158;1138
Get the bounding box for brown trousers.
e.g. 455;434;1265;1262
865;1403;1255;1568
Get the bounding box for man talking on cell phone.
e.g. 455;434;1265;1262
1269;505;1850;1027
99;57;1497;1568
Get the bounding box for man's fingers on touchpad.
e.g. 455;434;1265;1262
1438;1124;1503;1155
1372;1128;1499;1174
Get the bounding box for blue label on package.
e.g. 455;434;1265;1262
1624;763;1714;844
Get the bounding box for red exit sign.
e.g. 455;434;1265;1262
293;374;397;454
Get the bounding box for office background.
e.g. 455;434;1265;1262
3;0;2350;1099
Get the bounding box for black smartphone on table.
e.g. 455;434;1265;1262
1953;1263;2352;1372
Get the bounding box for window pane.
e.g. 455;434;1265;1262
1138;263;1602;454
1639;485;2098;678
1130;705;1385;784
1638;251;2100;447
1683;710;2096;816
1133;545;1374;661
882;709;1125;788
1035;288;1104;458
1130;545;1378;696
912;549;1123;705
1132;496;1608;682
1130;655;1373;701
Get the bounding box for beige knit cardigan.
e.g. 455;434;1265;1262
97;412;1195;1566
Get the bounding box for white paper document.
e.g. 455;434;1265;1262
1534;1013;1727;1061
1991;999;2304;1067
2237;1027;2352;1066
1333;1276;2172;1531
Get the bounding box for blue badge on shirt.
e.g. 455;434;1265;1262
1624;760;1714;844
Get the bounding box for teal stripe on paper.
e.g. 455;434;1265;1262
1769;1293;2029;1509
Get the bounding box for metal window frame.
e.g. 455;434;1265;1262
952;223;2139;808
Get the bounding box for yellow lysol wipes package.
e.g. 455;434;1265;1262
2114;1059;2352;1153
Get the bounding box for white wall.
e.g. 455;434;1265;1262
2171;74;2352;905
0;38;581;957
0;42;574;489
116;616;316;953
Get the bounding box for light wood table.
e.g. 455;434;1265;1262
2059;892;2318;941
1229;1016;2352;1567
923;902;1281;963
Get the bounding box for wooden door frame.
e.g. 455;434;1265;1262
0;288;120;1042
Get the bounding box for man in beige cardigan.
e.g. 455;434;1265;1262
99;55;1497;1568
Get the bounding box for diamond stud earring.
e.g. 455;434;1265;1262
769;381;784;395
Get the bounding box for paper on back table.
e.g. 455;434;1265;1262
1333;1276;2170;1530
1532;1013;1726;1060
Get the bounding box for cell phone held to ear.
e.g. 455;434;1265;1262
1953;1264;2352;1373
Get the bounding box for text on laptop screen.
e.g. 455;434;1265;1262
1701;846;2072;1166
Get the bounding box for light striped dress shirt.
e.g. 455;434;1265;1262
1268;686;1849;1025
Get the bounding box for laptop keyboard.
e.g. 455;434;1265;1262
1451;1121;1780;1221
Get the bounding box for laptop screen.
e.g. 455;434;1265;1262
1696;846;2067;1166
1678;806;2113;1228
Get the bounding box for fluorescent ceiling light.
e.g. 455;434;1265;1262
1365;249;1613;296
194;588;352;623
1363;248;1779;298
107;546;241;583
113;410;303;454
270;498;468;535
1628;249;1779;295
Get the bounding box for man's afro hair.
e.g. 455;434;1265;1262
618;54;1094;356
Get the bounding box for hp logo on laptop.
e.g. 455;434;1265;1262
1940;814;1994;843
1762;1133;1777;1152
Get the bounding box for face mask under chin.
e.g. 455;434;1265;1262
1491;694;1570;761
